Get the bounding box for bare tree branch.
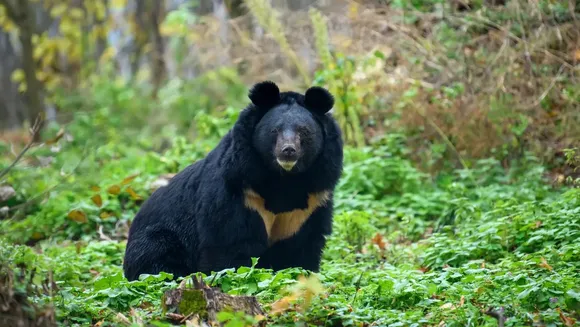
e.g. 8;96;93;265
0;115;42;180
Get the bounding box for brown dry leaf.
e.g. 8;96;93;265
91;194;103;207
31;232;44;240
574;49;580;61
116;313;131;324
185;315;202;327
539;257;553;271
270;294;298;315
94;320;104;327
99;211;113;219
45;128;65;145
459;296;465;307
126;187;142;200
128;308;144;325
67;209;87;223
91;185;101;192
558;308;577;327
534;221;542;229
107;185;121;195
371;233;387;250
481;261;486;269
440;303;456;310
121;173;140;185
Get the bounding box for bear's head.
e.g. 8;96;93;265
248;81;335;174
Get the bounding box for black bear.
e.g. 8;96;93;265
122;81;343;281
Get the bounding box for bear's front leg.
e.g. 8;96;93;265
123;226;194;281
197;239;267;274
256;206;333;272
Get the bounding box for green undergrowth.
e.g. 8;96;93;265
1;116;579;326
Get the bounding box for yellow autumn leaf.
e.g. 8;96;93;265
271;274;325;315
99;47;116;63
121;173;139;185
91;194;103;207
296;274;324;310
67;209;87;223
111;0;127;9
50;4;68;17
59;19;75;36
91;185;101;192
11;69;25;83
36;70;47;82
95;1;106;20
270;294;298;315
126;187;142;201
69;8;84;20
56;38;72;50
107;185;121;195
99;211;113;219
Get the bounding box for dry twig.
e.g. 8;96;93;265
0;116;42;181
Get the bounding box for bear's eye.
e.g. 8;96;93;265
297;126;310;135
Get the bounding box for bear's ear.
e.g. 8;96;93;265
248;81;280;109
304;86;334;114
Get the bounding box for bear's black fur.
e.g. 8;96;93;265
122;81;343;281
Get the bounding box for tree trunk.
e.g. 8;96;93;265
0;0;45;139
17;1;44;140
0;31;25;130
213;0;230;67
148;0;166;98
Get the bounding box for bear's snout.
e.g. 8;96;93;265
281;145;297;157
275;130;301;170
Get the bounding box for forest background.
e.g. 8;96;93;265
0;0;579;326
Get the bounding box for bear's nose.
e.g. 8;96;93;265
282;145;296;156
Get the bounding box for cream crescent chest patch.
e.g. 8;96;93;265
243;189;330;244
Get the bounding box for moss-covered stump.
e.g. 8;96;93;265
162;276;264;325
